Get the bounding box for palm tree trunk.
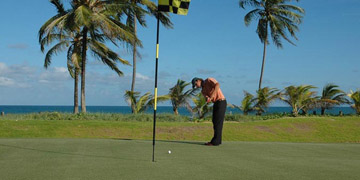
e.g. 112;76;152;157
199;112;204;119
259;40;267;90
293;106;298;116
73;68;79;114
259;22;268;90
81;27;88;113
131;16;137;114
131;17;137;93
173;106;178;115
302;109;307;115
131;105;135;114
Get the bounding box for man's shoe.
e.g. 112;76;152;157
204;142;218;146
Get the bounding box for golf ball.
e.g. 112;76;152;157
168;150;171;154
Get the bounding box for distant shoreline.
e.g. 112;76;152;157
0;105;356;115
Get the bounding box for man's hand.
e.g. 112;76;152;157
206;96;212;103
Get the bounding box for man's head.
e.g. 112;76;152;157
192;77;203;89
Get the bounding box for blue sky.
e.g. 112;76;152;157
0;0;359;106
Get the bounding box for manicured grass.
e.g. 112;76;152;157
0;139;359;180
1;116;359;179
0;116;359;143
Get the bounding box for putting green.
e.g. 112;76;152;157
0;139;359;180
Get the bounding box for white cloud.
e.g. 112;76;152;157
54;67;68;73
0;62;9;74
0;77;15;87
39;67;71;83
136;73;150;80
0;62;35;88
0;62;37;77
86;72;151;86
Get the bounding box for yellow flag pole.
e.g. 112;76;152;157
152;11;160;163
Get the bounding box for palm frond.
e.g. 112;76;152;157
44;41;68;68
50;0;66;14
137;92;152;113
39;14;68;43
256;18;268;44
244;9;263;26
40;33;69;52
74;5;92;27
239;0;261;9
277;4;305;14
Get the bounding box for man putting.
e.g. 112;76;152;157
192;77;226;146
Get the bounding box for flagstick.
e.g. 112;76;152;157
152;12;160;163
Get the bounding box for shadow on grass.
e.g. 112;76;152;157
157;140;205;146
111;138;134;141
111;138;205;146
0;143;148;162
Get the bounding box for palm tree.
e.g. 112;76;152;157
239;0;305;90
123;0;172;96
40;29;130;114
124;90;169;114
67;51;81;114
241;91;257;115
229;91;256;115
39;0;82;113
254;87;280;115
67;33;84;114
192;93;212;119
280;85;317;116
44;33;81;114
39;0;138;113
318;84;349;115
169;79;197;115
347;90;360;115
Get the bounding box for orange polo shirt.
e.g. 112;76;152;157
201;78;225;103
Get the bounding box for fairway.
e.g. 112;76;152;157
0;139;359;180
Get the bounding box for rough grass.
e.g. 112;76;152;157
0;111;335;122
0;114;359;143
0;112;192;122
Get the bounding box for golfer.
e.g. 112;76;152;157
192;77;226;146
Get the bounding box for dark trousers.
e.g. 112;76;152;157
211;100;227;145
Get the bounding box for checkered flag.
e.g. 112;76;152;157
158;0;191;15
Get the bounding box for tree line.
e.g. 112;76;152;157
125;80;360;117
38;0;359;117
230;84;360;116
124;79;212;118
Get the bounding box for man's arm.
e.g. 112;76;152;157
210;83;220;102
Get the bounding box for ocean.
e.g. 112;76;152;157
0;105;356;116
